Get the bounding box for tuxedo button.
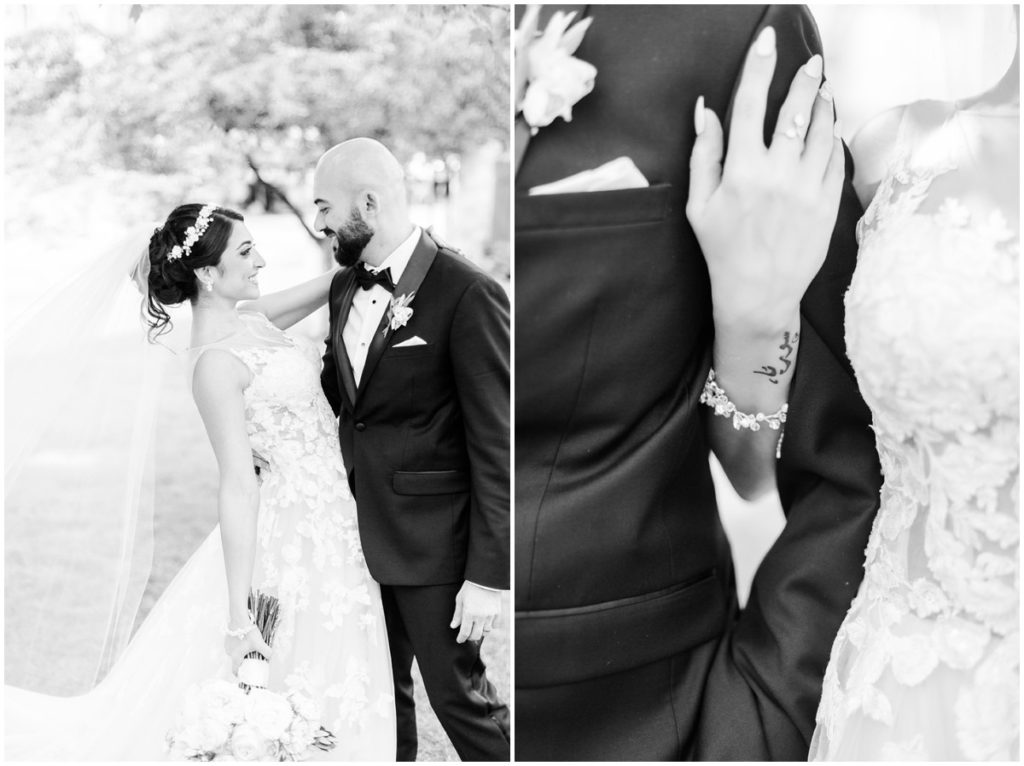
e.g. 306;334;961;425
355;422;367;432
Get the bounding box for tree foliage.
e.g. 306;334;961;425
5;4;509;210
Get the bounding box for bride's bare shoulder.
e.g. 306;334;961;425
850;100;951;208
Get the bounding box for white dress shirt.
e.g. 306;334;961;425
343;226;421;386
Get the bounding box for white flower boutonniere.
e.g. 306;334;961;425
384;291;416;335
516;6;596;136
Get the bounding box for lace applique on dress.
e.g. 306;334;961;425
811;107;1019;761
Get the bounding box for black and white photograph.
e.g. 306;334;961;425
5;4;510;761
514;4;1018;761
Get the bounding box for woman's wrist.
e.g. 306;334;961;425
712;302;801;344
711;318;801;411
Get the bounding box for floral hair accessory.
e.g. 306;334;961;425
167;205;216;261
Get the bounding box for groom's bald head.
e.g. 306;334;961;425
314;138;406;205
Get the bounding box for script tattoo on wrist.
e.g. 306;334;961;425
753;330;799;384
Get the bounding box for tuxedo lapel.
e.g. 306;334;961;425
334;270;359;408
358;231;438;397
515;4;591;177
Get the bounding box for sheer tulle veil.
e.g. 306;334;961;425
5;222;188;694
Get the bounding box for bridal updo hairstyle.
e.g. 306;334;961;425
144;203;244;341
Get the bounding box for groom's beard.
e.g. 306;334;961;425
330;207;374;268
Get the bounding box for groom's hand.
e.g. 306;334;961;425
450;581;501;643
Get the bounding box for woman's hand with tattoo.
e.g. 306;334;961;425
685;26;846;497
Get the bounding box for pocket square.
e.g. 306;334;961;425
528;156;649;196
392;336;427;348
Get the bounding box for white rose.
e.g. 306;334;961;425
201;680;247;727
192;719;230;753
175;722;206;751
521;51;596;131
518;9;595;133
228;722;266;762
390;305;414;330
245;688;295;740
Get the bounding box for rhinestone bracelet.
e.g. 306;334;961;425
700;369;788;458
225;622;256;640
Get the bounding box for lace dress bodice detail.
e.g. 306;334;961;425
812;106;1019;761
231;333;351;505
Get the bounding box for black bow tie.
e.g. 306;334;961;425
354;265;395;293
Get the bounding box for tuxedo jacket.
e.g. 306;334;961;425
321;232;510;590
515;5;882;759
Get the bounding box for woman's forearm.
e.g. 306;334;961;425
218;474;261;626
240;268;338;330
707;310;800;500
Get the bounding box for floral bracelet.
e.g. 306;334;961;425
700;369;788;459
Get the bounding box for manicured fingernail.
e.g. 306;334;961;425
695;95;705;135
818;82;834;102
755;26;775;57
833;119;843;138
804;54;823;78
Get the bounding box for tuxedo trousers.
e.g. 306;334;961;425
515;636;721;761
381;583;510;761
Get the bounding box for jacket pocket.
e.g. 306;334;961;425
515;569;727;687
393;469;469;496
516;183;673;231
383;344;436;359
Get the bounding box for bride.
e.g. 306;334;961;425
808;15;1019;761
689;9;1018;761
5;204;397;760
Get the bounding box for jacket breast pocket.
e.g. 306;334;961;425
516;183;673;232
383;344;436;359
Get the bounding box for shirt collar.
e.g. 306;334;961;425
369;225;420;284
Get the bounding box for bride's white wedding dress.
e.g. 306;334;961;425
6;310;396;760
809;103;1019;760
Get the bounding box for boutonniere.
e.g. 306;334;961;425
516;6;596;136
384;291;416;335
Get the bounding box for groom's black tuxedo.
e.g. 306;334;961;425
322;230;510;760
516;4;882;761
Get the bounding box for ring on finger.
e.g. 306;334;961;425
776;113;807;141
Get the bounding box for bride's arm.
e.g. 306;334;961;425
687;27;846;500
239;266;340;330
192;349;273;667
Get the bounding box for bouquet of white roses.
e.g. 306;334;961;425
165;681;337;761
166;590;337;761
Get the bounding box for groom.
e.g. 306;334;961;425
516;5;881;761
315;138;510;761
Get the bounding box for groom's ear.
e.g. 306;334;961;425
363;190;380;215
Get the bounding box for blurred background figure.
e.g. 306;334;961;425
4;5;508;760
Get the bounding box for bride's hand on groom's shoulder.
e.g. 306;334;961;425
687;25;846;336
